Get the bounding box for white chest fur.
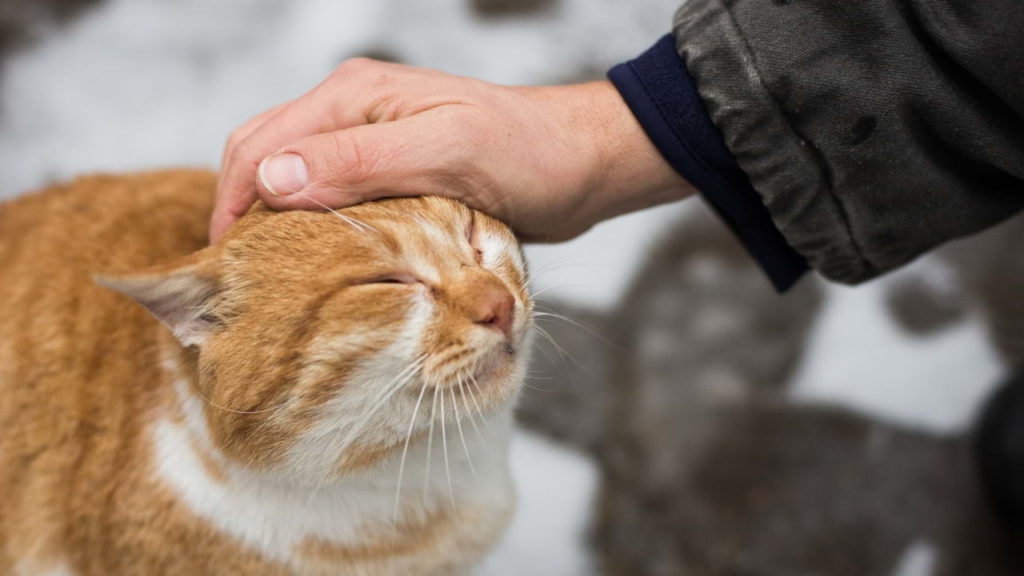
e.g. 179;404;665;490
152;376;515;571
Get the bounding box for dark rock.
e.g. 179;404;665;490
0;0;103;57
345;46;405;65
884;273;969;336
469;0;558;19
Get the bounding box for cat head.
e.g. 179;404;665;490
99;197;532;483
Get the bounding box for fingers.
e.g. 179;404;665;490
219;100;291;176
210;91;344;242
209;102;293;242
211;59;433;242
254;111;473;212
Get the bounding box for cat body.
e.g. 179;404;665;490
0;170;532;575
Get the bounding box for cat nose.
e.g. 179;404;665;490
471;284;515;339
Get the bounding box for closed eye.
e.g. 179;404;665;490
467;213;484;264
356;273;420;286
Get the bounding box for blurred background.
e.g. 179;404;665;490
2;0;1023;574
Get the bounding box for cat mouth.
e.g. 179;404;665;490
423;327;527;395
468;346;519;386
427;346;516;394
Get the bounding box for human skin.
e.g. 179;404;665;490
212;58;694;244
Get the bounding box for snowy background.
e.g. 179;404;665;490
1;0;1017;574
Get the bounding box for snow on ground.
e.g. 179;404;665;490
891;540;939;576
0;0;388;194
0;0;1011;572
789;257;1005;434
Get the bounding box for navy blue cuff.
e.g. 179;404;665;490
608;35;808;292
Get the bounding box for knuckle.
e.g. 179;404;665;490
333;58;395;93
332;57;376;79
228;137;259;167
321;134;377;188
224;128;247;155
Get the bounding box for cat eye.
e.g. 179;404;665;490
356;273;420;286
466;213;484;263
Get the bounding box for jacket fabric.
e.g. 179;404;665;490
610;0;1024;288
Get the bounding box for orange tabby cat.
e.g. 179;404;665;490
0;170;533;575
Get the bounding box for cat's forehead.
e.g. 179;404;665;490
225;197;489;276
319;197;476;255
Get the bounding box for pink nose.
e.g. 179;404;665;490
471;285;515;339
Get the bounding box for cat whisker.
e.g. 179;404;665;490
310;356;425;496
526;257;582;279
423;385;439;504
530;324;562;356
432;346;471;369
531;323;598;381
188;383;291;415
531;307;588;326
530;333;562;367
463;357;495;438
521;381;553;393
440;387;457;513
450;383;477;479
313;381;411;496
528;284;592;299
457;370;486;444
335;357;422;447
466;369;495;437
342;357;424;446
393;374;430;529
532;307;619;351
306;196;378;234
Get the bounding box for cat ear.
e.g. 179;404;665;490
96;255;221;347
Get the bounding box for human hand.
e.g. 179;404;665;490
211;59;692;243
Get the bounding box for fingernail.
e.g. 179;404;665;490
259;153;308;197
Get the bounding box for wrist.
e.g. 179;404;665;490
557;81;693;223
592;81;693;211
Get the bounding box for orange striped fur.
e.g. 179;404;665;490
0;170;532;575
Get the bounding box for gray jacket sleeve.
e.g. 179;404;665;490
672;0;1024;283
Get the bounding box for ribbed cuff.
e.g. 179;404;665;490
608;35;808;291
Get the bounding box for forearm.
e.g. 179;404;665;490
670;0;1024;284
522;81;694;225
609;35;810;291
213;60;697;245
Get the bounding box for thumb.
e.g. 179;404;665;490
255;115;471;211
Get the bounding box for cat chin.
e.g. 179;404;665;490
464;346;530;403
424;338;528;393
